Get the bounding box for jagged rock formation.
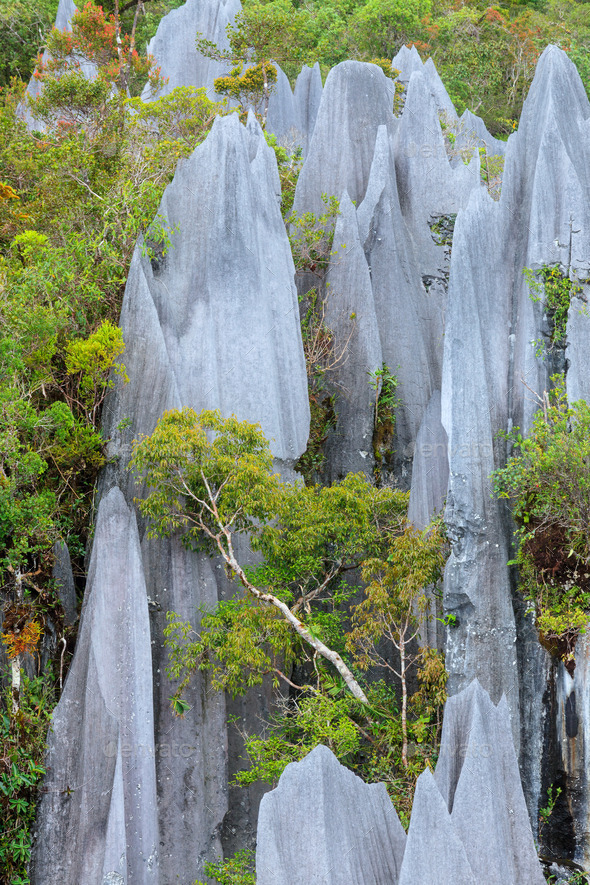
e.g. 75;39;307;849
257;682;545;885
322;191;381;481
31;487;158;885
266;63;322;155
30;30;590;878
256;744;407;885
141;0;242;101
292;61;398;220
440;48;590;827
32;111;309;884
103;111;309;470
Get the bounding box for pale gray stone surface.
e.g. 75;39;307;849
103;111;309;465
294;62;323;151
394;70;480;277
323;191;382;481
398;768;475;885
256;684;545;885
266;62;323;155
256;744;406;885
141;0;242;101
292;61;397;219
392;46;456;118
52;540;77;625
458;108;507;156
359;125;439;459
31;488;158;885
407;390;448;531
435;680;545;885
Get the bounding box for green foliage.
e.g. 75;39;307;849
131;408;280;552
0;0;58;87
493;381;590;664
195;849;255;885
287;194;340;279
65;320;128;425
479;149;504;200
525;264;582;356
0;673;54;883
264;132;302;217
539;783;562;836
368;364;400;430
349;0;431;56
234;663;447;827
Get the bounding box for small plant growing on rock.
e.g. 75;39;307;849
493;380;590;669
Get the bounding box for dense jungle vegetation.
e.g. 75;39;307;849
1;0;590;881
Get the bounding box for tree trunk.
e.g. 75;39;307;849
400;630;408;768
221;534;369;704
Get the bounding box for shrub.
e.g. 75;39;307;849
493;380;590;667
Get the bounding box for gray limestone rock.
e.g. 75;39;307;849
98;110;308;881
440;186;520;733
398;768;475;885
408;389;449;648
408;390;448;530
266;64;299;148
293;62;323;151
392;46;456;119
266;62;323;156
31;487;158;885
292;61;397;219
458;108;507;157
435;680;545;885
394;69;480;277
555;633;590;869
391;45;424;84
358;125;439;461
256;744;406;885
102;111;309;468
323;191;382;481
141;0;242;101
52;540;77;626
566;286;590;403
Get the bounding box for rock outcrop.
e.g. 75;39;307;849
256;744;407;885
266;62;323;154
31;488;158;885
102;111;309;470
141;0;242;101
257;683;546;885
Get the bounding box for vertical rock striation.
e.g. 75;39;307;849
31;488;158;885
256;683;545;884
141;0;242;101
256;744;407;885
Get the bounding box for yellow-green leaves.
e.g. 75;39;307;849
131;408;279;550
65;320;128;426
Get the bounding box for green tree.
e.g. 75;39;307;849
131;408;411;702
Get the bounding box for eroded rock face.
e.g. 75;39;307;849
266;62;323;155
257;683;545;885
292;61;397;219
435;681;545;885
141;0;242;101
441;47;590;810
31;488;158;885
103;111;309;469
256;744;407;885
33;112;309;883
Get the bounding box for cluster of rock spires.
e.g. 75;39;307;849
27;0;590;881
256;681;545;885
